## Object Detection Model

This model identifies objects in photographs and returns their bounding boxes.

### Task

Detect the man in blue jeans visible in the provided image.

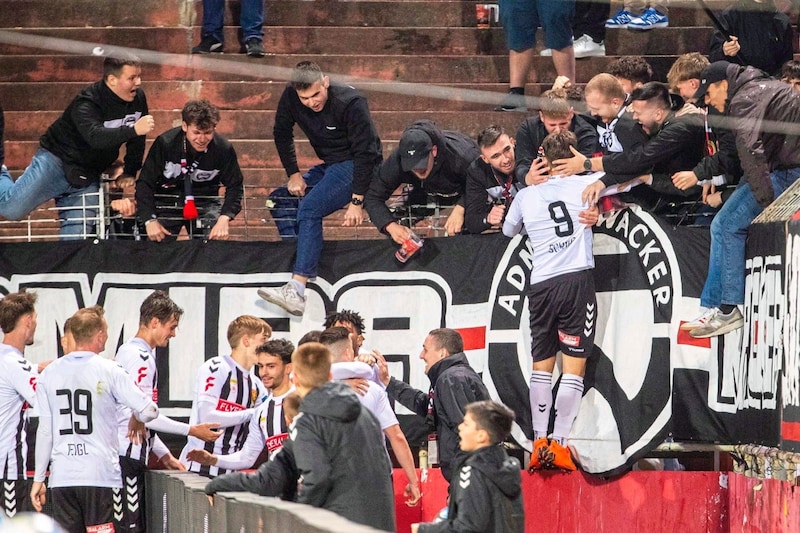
[683,61,800,338]
[258,62,382,316]
[191,0,266,57]
[0,54,153,239]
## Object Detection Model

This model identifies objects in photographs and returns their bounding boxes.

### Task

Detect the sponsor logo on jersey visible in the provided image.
[266,433,288,454]
[216,399,245,412]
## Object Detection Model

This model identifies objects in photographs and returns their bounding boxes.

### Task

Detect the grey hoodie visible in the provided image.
[292,380,396,532]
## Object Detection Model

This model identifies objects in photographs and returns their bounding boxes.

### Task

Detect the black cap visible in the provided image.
[399,129,433,172]
[693,61,731,102]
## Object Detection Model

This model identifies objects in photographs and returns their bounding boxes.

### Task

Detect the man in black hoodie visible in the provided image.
[376,328,490,483]
[290,342,395,532]
[259,61,382,317]
[365,120,479,242]
[0,54,154,239]
[413,401,524,533]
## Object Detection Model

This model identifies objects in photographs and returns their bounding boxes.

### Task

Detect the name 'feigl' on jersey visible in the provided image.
[503,171,605,285]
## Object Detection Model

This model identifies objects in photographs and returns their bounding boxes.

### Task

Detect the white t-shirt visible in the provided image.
[179,355,266,477]
[503,172,604,285]
[34,351,157,488]
[0,343,37,480]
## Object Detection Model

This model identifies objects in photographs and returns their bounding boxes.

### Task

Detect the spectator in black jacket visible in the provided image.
[413,401,524,533]
[780,60,800,93]
[667,53,743,209]
[259,62,382,317]
[515,89,600,188]
[134,99,244,241]
[289,343,395,532]
[0,54,154,239]
[708,0,793,77]
[554,82,706,217]
[365,120,479,243]
[375,328,490,483]
[464,125,521,234]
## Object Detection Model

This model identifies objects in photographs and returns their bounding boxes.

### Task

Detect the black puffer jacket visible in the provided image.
[386,353,489,482]
[723,63,800,207]
[292,381,395,532]
[418,445,525,533]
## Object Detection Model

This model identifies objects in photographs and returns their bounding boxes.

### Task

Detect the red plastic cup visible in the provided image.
[396,233,424,263]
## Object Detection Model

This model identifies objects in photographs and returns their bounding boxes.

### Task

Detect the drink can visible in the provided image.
[475,4,490,28]
[396,233,424,263]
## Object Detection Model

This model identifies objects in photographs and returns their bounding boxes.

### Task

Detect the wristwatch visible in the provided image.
[583,158,592,172]
[350,197,364,206]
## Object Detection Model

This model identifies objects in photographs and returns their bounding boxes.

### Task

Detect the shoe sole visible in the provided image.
[575,50,605,59]
[191,50,223,54]
[494,106,527,112]
[257,289,304,316]
[628,23,668,31]
[689,319,744,339]
[679,322,703,331]
[605,23,629,29]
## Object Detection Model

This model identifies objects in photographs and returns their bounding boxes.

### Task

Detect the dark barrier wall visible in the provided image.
[2,206,788,474]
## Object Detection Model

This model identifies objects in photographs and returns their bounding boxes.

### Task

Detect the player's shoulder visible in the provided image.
[115,339,152,362]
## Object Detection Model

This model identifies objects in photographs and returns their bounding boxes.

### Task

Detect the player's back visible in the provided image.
[0,344,36,479]
[507,172,601,284]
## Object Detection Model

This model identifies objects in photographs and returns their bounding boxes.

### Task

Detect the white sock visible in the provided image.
[529,370,553,441]
[289,279,305,297]
[552,374,584,445]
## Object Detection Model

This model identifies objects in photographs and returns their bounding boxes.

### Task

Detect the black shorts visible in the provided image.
[527,269,596,362]
[1,478,33,517]
[50,486,115,533]
[118,456,147,533]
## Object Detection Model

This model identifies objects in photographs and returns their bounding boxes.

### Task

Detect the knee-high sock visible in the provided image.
[552,374,584,445]
[529,370,553,441]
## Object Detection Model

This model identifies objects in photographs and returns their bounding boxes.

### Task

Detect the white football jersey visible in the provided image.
[0,344,37,480]
[115,337,158,462]
[34,352,157,488]
[503,172,603,285]
[215,386,295,471]
[180,355,265,477]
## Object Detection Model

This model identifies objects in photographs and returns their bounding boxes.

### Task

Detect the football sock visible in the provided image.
[530,370,553,441]
[552,374,585,445]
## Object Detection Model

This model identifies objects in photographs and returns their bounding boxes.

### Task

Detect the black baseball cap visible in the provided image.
[693,61,731,102]
[399,128,433,172]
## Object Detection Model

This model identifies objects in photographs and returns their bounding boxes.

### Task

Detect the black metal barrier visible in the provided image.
[145,470,386,533]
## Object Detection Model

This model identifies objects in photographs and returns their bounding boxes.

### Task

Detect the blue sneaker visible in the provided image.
[605,9,634,29]
[627,8,668,30]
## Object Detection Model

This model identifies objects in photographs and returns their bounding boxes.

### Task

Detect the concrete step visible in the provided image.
[0,26,722,57]
[0,81,560,112]
[4,110,525,142]
[0,54,682,84]
[0,0,734,29]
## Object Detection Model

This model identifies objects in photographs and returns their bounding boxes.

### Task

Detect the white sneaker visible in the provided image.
[680,307,717,331]
[689,307,744,338]
[258,283,306,316]
[539,48,552,57]
[573,34,605,58]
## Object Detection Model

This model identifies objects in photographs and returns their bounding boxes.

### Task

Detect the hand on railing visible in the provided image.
[145,219,173,242]
[342,203,364,226]
[208,215,231,240]
[110,198,136,217]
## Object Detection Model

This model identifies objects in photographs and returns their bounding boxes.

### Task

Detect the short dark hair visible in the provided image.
[781,60,800,81]
[318,326,350,346]
[298,330,322,345]
[256,338,295,365]
[323,310,365,335]
[630,82,676,111]
[542,130,578,163]
[476,125,505,149]
[428,328,463,355]
[103,53,142,80]
[0,291,36,334]
[606,56,653,86]
[291,61,325,91]
[139,290,183,326]
[466,400,515,445]
[181,99,221,130]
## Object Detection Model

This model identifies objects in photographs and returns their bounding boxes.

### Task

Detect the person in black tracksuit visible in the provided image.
[708,0,793,77]
[291,344,395,532]
[378,328,490,484]
[204,445,299,501]
[135,100,243,241]
[0,55,153,239]
[365,119,479,243]
[464,125,521,234]
[415,401,524,533]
